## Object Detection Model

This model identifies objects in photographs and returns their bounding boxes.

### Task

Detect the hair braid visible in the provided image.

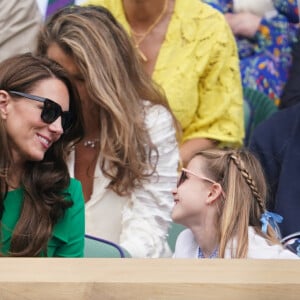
[229,154,264,212]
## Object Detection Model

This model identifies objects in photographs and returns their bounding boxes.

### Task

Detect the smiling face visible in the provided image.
[172,156,220,228]
[0,78,69,165]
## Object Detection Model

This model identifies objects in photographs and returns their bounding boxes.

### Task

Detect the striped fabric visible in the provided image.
[46,0,74,18]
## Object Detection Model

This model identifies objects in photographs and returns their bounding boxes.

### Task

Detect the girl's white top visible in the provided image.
[174,227,299,259]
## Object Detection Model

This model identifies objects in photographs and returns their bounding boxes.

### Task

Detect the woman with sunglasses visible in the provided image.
[0,53,85,257]
[172,148,299,258]
[36,6,179,258]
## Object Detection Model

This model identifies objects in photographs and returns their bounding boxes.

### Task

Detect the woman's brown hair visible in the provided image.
[0,53,84,256]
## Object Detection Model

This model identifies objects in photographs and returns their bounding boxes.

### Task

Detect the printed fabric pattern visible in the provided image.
[203,0,300,105]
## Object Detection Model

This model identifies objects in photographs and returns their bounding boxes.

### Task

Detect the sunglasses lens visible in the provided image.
[41,100,60,123]
[41,100,72,131]
[61,112,73,131]
[177,171,187,187]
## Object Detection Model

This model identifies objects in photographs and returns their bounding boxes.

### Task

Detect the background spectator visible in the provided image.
[84,0,245,166]
[203,0,299,106]
[280,28,300,109]
[0,0,42,61]
[249,103,300,239]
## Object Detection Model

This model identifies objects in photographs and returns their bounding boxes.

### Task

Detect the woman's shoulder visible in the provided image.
[142,101,179,151]
[67,178,83,192]
[252,104,300,142]
[264,104,300,125]
[65,178,85,206]
[177,228,194,240]
[176,0,230,29]
[174,228,199,258]
[175,229,193,250]
[177,0,225,18]
[82,0,122,17]
[172,0,236,53]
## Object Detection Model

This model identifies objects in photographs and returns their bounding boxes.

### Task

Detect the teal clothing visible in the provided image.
[1,178,85,257]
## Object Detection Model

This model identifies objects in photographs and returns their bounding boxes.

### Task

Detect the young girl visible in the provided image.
[172,148,299,258]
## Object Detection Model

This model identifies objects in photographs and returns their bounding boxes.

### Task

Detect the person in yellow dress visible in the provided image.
[83,0,245,166]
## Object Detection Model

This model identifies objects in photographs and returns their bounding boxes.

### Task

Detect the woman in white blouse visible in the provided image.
[36,5,179,258]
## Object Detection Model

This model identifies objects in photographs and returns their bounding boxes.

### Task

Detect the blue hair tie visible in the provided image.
[260,211,283,239]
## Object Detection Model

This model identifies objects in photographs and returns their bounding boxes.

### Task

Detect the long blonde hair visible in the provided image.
[195,148,280,258]
[37,5,178,195]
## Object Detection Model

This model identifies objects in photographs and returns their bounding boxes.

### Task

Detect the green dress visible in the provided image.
[1,178,85,257]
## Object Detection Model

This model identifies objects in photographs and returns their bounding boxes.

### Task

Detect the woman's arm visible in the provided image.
[180,138,218,167]
[279,30,300,109]
[183,14,244,157]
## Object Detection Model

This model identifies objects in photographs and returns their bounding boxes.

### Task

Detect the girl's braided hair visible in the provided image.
[229,153,265,212]
[194,148,280,258]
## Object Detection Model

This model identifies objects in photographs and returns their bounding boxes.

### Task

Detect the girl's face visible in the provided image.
[1,78,69,165]
[172,156,218,228]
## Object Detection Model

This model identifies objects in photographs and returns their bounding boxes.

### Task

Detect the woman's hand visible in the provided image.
[225,12,262,38]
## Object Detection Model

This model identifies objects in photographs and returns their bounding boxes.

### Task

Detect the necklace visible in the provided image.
[129,0,169,62]
[83,138,100,148]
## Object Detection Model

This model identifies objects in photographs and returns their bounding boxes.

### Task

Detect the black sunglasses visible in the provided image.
[177,170,188,188]
[177,168,216,188]
[9,90,72,131]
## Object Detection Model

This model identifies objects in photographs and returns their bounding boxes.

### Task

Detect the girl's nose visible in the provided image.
[171,187,177,196]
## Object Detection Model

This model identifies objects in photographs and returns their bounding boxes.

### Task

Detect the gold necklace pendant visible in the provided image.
[135,45,148,62]
[129,0,169,63]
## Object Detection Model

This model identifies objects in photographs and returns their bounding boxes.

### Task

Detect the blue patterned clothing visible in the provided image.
[202,0,299,106]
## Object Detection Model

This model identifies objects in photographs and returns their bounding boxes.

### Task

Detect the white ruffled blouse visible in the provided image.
[68,102,179,258]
